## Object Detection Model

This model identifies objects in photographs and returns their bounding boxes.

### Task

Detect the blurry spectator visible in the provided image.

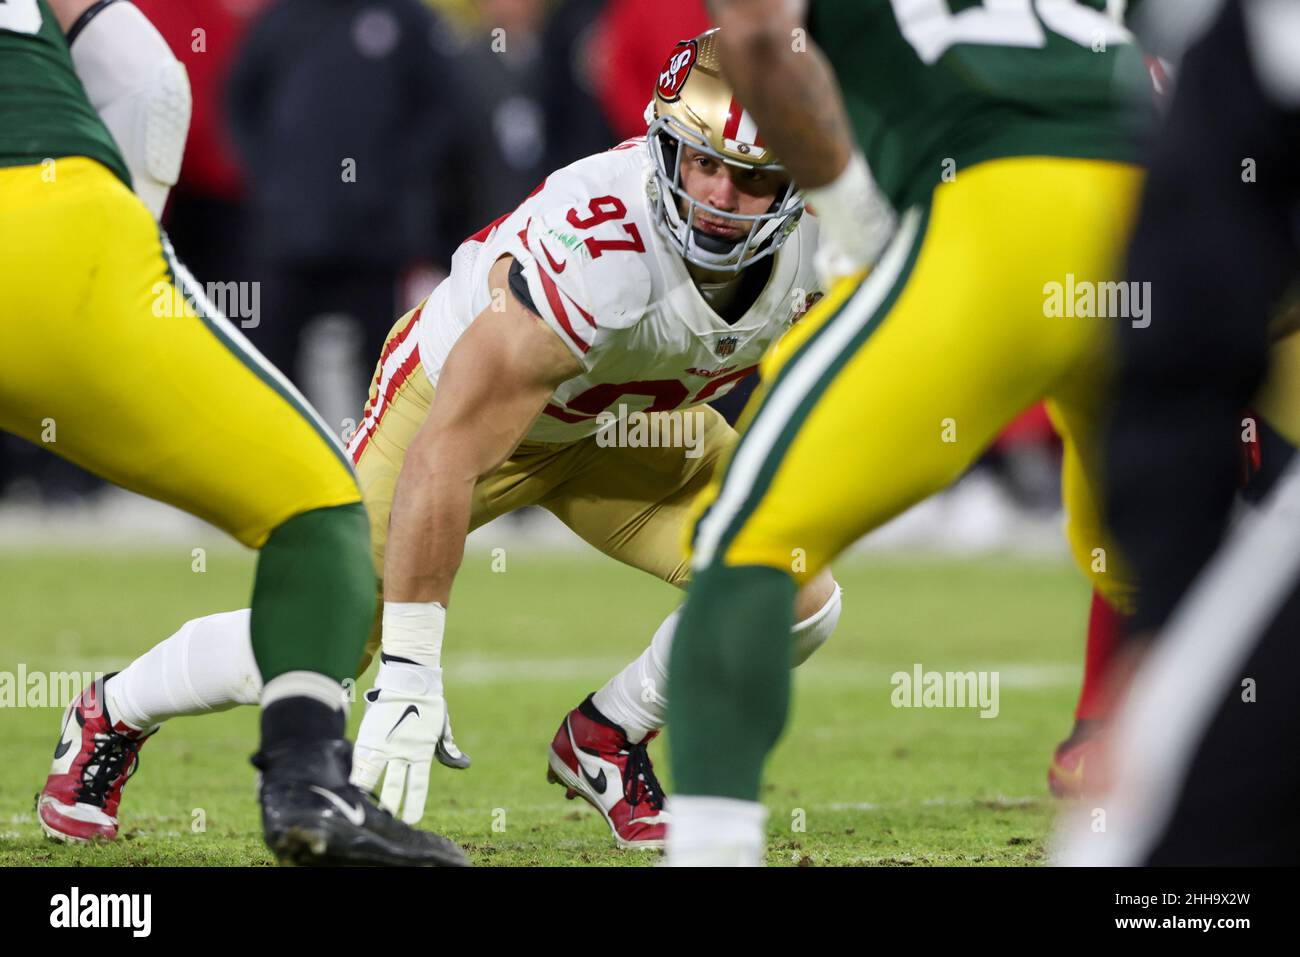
[446,0,553,231]
[540,0,616,171]
[226,0,470,413]
[592,0,709,141]
[136,0,269,285]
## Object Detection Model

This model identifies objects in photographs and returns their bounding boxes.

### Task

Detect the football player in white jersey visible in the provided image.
[45,29,844,852]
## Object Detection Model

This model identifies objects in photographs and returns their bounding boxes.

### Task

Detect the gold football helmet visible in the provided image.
[644,28,804,273]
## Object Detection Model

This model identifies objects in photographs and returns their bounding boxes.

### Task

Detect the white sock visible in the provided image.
[591,608,676,744]
[591,583,842,742]
[666,795,767,866]
[105,609,261,730]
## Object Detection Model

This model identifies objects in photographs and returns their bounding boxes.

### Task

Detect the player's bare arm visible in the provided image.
[384,254,583,608]
[352,255,581,821]
[46,0,94,31]
[708,0,895,276]
[706,0,852,189]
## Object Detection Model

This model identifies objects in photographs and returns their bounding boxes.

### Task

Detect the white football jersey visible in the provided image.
[414,139,823,444]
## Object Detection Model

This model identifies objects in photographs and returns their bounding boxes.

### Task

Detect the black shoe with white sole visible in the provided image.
[252,738,469,867]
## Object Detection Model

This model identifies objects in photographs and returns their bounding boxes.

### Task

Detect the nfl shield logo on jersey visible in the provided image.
[716,336,738,357]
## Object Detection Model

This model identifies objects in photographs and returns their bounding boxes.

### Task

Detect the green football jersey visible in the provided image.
[808,0,1154,207]
[0,0,131,185]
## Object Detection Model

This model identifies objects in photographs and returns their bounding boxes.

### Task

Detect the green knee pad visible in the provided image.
[668,563,797,801]
[250,502,375,684]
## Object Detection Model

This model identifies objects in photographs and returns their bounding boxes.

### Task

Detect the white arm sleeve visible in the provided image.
[69,1,191,219]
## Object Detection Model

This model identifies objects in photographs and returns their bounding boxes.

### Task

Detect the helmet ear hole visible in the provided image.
[766,180,795,214]
[656,132,677,176]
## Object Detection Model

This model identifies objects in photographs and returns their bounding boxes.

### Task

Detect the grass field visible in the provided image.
[0,546,1089,866]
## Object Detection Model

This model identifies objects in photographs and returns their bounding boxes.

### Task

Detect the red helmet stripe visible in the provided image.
[723,97,764,150]
[723,97,743,141]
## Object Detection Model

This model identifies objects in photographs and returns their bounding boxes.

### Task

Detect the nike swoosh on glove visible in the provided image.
[350,656,469,824]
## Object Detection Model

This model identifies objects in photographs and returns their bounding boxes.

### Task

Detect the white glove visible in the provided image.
[806,151,896,287]
[351,657,469,824]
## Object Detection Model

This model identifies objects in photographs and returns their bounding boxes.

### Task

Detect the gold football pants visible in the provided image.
[350,305,739,665]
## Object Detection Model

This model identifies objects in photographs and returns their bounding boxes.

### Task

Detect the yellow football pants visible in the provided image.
[0,158,360,546]
[1258,330,1300,446]
[688,156,1145,613]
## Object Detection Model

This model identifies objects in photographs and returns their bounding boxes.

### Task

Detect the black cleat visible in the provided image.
[252,738,469,867]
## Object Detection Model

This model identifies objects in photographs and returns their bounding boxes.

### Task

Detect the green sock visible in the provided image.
[250,503,375,684]
[668,563,796,800]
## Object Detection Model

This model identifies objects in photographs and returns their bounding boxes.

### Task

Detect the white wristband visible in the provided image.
[805,151,896,282]
[382,601,446,669]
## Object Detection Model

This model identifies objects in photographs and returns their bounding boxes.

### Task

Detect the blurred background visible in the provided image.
[0,0,1066,556]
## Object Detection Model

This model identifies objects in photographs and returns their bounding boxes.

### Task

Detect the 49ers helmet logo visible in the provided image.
[656,40,697,102]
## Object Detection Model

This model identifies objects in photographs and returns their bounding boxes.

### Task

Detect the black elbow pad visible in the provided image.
[508,258,540,315]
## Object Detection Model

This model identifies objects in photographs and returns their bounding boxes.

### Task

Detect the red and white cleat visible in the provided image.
[37,675,155,843]
[546,695,668,850]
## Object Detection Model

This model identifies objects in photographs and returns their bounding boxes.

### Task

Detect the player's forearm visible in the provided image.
[709,0,854,188]
[384,442,477,607]
[381,258,577,609]
[384,398,536,607]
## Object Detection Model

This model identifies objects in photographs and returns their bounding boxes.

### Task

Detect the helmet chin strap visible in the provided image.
[685,235,757,297]
[692,228,742,255]
[687,227,746,269]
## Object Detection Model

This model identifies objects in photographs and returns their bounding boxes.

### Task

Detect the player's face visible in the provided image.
[678,146,787,243]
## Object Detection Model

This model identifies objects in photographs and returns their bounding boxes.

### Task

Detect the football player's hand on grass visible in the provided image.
[351,657,469,824]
